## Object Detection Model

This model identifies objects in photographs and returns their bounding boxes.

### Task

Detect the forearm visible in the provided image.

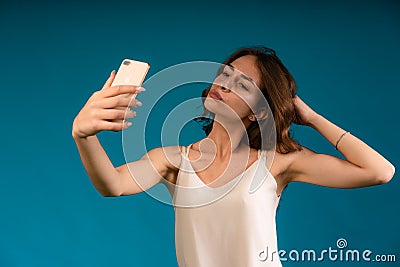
[72,133,121,196]
[310,114,395,181]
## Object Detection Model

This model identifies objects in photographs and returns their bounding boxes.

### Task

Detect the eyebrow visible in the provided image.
[227,63,257,87]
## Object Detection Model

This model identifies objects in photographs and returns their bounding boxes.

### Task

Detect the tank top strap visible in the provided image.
[181,144,192,157]
[180,146,186,156]
[185,144,192,157]
[259,149,267,162]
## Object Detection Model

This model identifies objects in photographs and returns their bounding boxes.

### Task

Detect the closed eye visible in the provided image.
[239,82,248,90]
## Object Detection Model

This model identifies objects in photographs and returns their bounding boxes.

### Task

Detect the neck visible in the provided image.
[205,115,251,157]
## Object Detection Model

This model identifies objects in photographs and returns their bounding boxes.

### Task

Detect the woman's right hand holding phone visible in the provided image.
[72,70,144,139]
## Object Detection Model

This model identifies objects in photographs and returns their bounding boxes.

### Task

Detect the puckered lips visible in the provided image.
[209,90,223,101]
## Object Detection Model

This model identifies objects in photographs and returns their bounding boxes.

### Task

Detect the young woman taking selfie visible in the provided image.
[72,46,395,267]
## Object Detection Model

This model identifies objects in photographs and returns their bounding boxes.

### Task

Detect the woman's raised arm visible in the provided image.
[287,95,395,188]
[72,71,179,196]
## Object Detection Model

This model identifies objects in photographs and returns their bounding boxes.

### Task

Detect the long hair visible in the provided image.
[195,46,303,154]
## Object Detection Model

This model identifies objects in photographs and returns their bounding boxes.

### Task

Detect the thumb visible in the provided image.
[101,70,116,90]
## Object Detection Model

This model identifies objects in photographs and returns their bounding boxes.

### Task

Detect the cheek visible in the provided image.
[204,94,250,119]
[204,85,261,119]
[232,93,259,113]
[226,94,254,118]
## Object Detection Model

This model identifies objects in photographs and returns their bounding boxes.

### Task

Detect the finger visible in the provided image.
[101,70,116,91]
[98,120,133,132]
[94,96,131,109]
[96,108,136,121]
[96,96,143,109]
[103,85,145,98]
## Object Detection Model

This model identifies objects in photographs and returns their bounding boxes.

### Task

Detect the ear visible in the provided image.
[252,107,269,121]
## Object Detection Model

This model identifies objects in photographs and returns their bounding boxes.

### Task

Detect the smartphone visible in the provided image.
[111,58,150,98]
[111,59,149,122]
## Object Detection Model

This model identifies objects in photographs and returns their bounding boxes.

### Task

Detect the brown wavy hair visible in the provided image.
[195,46,303,154]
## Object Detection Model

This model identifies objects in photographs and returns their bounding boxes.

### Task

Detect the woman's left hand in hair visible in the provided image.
[292,95,319,127]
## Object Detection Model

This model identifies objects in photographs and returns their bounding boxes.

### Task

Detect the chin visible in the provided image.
[204,96,223,114]
[204,97,244,122]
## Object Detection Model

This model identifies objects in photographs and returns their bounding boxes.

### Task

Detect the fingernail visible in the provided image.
[137,87,146,92]
[136,100,142,106]
[111,70,115,75]
[126,122,132,127]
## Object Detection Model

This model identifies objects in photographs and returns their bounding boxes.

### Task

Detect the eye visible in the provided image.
[239,82,248,91]
[222,71,230,77]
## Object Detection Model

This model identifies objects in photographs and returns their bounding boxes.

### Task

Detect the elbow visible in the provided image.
[99,188,121,197]
[96,180,123,197]
[376,164,396,184]
[101,192,120,197]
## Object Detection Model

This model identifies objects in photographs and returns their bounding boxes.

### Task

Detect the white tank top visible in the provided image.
[172,144,282,267]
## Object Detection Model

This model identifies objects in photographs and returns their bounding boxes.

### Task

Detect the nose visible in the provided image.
[218,79,232,92]
[220,85,231,92]
[215,74,233,92]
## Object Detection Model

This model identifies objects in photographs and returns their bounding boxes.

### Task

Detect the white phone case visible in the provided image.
[111,59,150,120]
[111,59,150,88]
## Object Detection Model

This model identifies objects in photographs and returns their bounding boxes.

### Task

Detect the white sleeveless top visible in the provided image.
[172,144,282,267]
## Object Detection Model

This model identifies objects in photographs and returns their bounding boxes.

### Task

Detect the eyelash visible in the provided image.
[221,72,249,91]
[239,83,248,91]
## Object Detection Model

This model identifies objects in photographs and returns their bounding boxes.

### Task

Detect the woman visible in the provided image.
[72,46,395,266]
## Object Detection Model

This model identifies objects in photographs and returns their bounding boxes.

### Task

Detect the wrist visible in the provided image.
[72,127,88,140]
[72,131,83,140]
[308,113,323,129]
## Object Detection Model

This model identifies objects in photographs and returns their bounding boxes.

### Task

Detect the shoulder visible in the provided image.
[287,145,318,167]
[144,145,185,171]
[279,145,317,182]
[142,145,187,185]
[270,145,315,183]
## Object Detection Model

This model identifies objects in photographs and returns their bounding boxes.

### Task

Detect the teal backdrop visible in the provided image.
[0,0,398,266]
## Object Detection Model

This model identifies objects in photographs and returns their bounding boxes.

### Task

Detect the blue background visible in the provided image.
[0,0,398,266]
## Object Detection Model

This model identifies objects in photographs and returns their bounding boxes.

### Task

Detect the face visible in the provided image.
[205,55,263,121]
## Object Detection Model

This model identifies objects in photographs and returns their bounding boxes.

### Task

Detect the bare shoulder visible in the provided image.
[271,146,315,187]
[276,145,316,183]
[145,145,184,169]
[144,145,184,183]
